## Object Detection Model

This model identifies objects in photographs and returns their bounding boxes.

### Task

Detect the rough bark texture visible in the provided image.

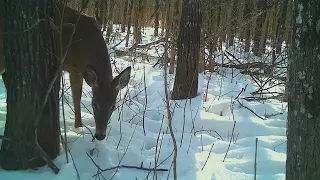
[153,0,160,36]
[171,0,202,100]
[286,1,320,179]
[252,0,267,56]
[121,0,129,33]
[125,0,134,47]
[0,0,61,170]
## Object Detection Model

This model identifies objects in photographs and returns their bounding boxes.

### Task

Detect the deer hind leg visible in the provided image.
[69,71,83,128]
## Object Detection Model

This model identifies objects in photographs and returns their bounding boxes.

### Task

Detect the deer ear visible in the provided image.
[84,65,99,88]
[113,66,131,90]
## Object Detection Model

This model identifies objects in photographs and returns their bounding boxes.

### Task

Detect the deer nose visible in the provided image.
[95,133,106,141]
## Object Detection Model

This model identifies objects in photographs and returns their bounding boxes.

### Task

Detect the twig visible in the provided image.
[88,152,168,178]
[153,116,165,180]
[237,100,266,120]
[242,94,284,102]
[163,28,178,180]
[142,62,147,136]
[110,37,126,49]
[35,137,60,174]
[223,121,237,162]
[64,139,81,180]
[264,112,284,118]
[223,101,236,162]
[273,140,287,151]
[129,38,165,51]
[254,138,258,180]
[241,70,286,82]
[201,142,215,170]
[194,129,224,140]
[234,84,248,100]
[86,152,106,180]
[61,73,69,163]
[94,163,168,175]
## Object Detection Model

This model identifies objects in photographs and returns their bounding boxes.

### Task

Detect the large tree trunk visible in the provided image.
[171,0,202,100]
[0,0,61,170]
[286,1,320,179]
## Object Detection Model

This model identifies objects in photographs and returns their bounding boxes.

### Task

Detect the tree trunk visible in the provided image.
[125,0,134,47]
[105,0,115,43]
[286,1,320,179]
[169,0,182,74]
[133,0,143,44]
[171,0,202,100]
[244,0,251,52]
[121,0,129,32]
[0,0,61,170]
[153,0,160,36]
[253,0,267,56]
[276,0,288,54]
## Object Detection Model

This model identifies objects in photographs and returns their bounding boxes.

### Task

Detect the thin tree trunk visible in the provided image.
[121,0,129,32]
[105,0,116,43]
[171,0,202,100]
[153,0,160,36]
[169,0,181,74]
[125,0,134,47]
[133,0,143,44]
[253,0,267,56]
[276,0,288,54]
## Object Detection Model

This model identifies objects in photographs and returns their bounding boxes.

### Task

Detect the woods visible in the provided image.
[0,0,319,180]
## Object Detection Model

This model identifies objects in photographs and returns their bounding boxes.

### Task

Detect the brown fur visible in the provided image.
[0,4,131,140]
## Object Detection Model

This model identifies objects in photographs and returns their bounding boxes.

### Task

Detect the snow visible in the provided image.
[0,26,287,180]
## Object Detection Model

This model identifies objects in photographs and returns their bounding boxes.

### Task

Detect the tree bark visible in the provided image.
[121,0,129,33]
[252,0,267,56]
[171,0,202,100]
[286,1,320,179]
[125,0,134,47]
[153,0,160,36]
[0,0,61,170]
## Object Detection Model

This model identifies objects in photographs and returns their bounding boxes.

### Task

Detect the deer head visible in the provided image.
[84,65,131,141]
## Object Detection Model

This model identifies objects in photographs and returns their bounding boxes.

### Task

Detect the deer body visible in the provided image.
[0,5,131,141]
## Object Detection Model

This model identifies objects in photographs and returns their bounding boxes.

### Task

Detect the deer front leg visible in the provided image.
[69,71,83,128]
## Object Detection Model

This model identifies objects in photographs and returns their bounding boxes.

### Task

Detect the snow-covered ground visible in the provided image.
[0,26,288,180]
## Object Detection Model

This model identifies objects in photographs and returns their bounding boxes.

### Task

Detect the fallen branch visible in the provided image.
[264,112,284,118]
[35,141,60,174]
[128,38,165,51]
[86,152,168,178]
[215,62,271,70]
[240,70,286,82]
[242,94,284,102]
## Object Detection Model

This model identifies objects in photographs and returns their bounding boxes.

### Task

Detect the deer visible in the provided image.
[0,4,131,141]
